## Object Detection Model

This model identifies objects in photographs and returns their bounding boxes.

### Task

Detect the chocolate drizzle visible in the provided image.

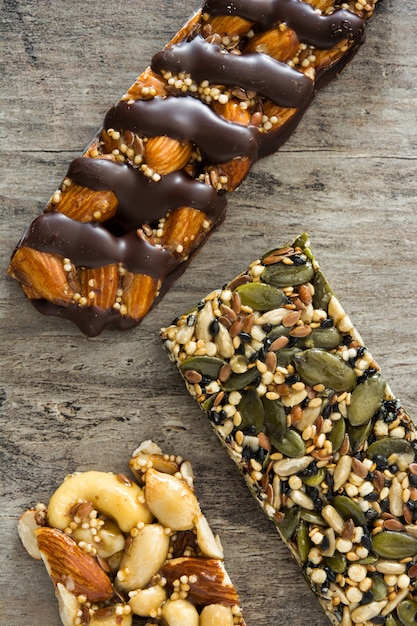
[203,0,366,46]
[21,213,177,279]
[12,0,370,335]
[68,158,227,231]
[152,35,313,108]
[104,96,260,164]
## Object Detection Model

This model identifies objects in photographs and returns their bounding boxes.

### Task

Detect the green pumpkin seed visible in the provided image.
[293,349,357,392]
[296,520,311,564]
[263,397,287,440]
[300,509,326,526]
[301,467,326,487]
[277,506,300,541]
[347,419,374,453]
[221,366,260,392]
[275,347,302,368]
[367,437,413,460]
[312,270,334,311]
[273,428,305,458]
[323,552,347,574]
[291,232,310,252]
[201,394,216,412]
[261,259,314,288]
[347,374,386,426]
[327,417,346,453]
[237,388,264,433]
[370,573,388,602]
[179,356,225,379]
[372,531,417,560]
[298,326,342,350]
[267,325,291,341]
[235,282,288,311]
[333,495,367,527]
[357,554,378,565]
[385,614,402,626]
[397,599,417,626]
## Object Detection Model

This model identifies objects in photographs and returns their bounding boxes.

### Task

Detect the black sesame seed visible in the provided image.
[262,323,273,333]
[320,535,330,551]
[281,480,291,495]
[242,445,252,461]
[409,474,417,488]
[380,498,390,513]
[374,455,389,471]
[254,447,268,464]
[286,374,299,385]
[322,404,332,420]
[389,463,399,475]
[361,591,374,604]
[324,567,336,583]
[236,343,246,355]
[209,319,219,336]
[239,331,252,343]
[362,508,379,520]
[342,334,352,346]
[364,492,379,502]
[321,318,334,328]
[209,408,226,425]
[187,313,196,326]
[356,346,367,357]
[257,346,266,361]
[292,254,307,266]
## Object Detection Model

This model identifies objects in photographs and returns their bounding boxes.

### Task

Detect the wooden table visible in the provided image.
[1,1,416,624]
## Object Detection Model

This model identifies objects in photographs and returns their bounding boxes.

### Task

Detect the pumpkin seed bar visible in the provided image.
[161,234,417,626]
[8,0,379,336]
[18,441,246,626]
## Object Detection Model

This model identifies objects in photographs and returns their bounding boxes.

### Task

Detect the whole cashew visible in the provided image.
[47,471,153,532]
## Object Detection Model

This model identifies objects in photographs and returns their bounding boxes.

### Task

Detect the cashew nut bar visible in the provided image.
[161,234,417,626]
[8,0,379,336]
[18,441,246,626]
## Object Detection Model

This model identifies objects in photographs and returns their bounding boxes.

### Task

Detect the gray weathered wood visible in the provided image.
[0,1,416,624]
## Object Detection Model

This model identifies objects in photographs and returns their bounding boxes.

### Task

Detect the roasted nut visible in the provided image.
[35,527,114,602]
[47,470,153,533]
[117,523,170,591]
[144,468,200,530]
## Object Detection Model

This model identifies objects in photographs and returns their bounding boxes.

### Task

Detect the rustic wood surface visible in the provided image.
[1,1,416,624]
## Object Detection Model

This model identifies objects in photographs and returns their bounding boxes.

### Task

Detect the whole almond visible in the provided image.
[35,526,113,602]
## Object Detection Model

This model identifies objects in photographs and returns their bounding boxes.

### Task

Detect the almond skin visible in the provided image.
[160,206,211,255]
[144,136,193,176]
[35,526,114,602]
[52,183,118,223]
[207,15,253,38]
[121,273,157,321]
[79,264,119,310]
[8,247,74,305]
[244,26,299,61]
[160,557,239,606]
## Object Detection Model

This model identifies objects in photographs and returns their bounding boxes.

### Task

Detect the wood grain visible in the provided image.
[0,1,416,624]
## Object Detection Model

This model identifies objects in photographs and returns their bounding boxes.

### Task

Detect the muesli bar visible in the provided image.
[8,0,379,336]
[18,441,246,626]
[161,234,417,626]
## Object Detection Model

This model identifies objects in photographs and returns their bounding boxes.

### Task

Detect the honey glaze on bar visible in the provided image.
[18,0,368,335]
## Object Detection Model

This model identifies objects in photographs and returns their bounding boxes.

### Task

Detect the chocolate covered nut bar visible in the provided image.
[18,441,246,626]
[161,234,417,626]
[9,0,379,336]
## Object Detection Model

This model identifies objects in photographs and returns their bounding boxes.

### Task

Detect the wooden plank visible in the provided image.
[0,0,416,624]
